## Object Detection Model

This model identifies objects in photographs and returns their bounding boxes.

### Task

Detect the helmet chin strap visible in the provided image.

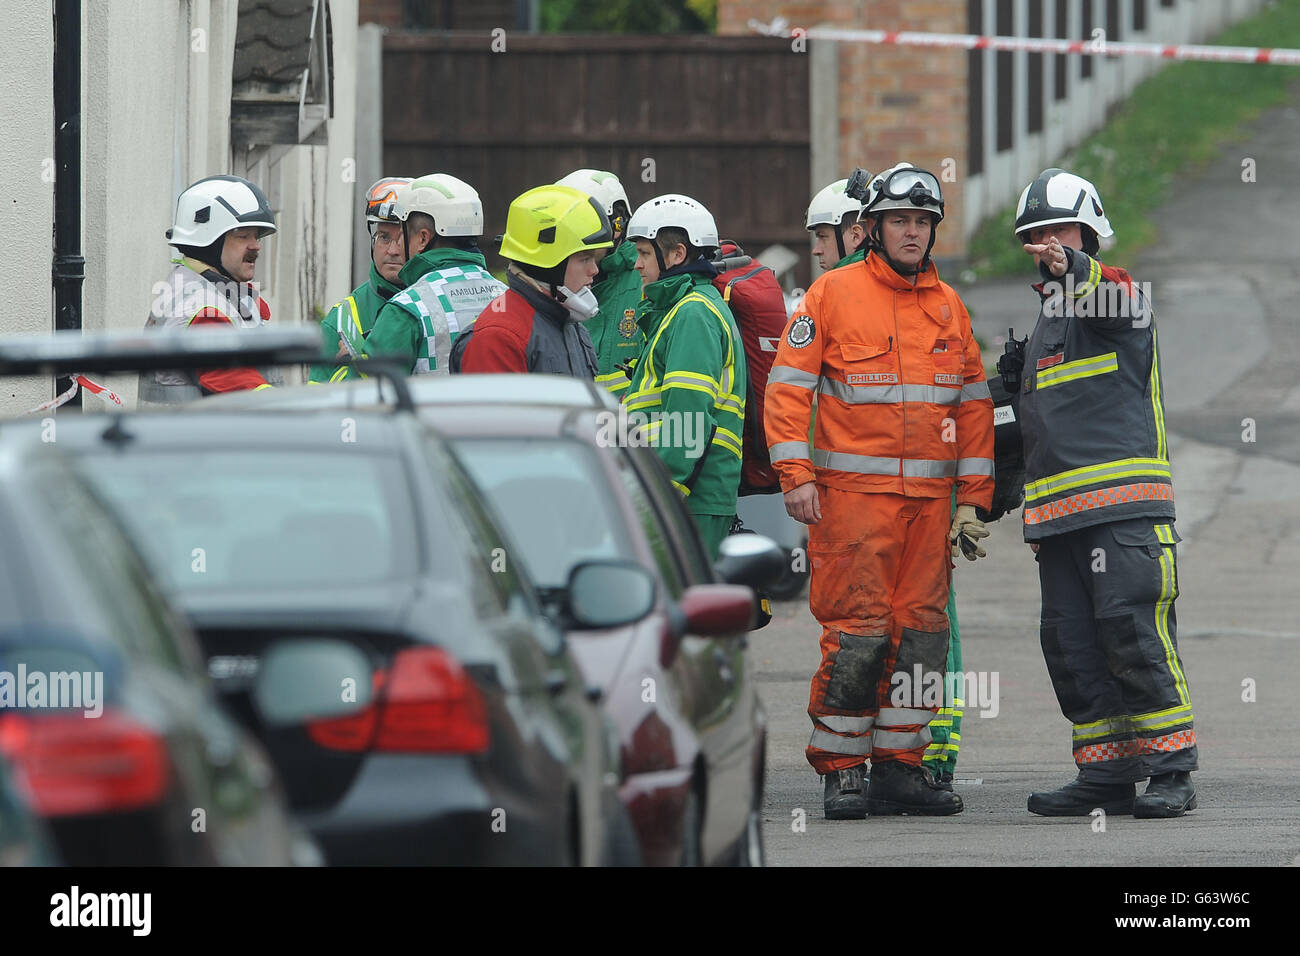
[834,226,847,263]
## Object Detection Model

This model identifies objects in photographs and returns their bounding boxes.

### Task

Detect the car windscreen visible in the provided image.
[76,450,419,593]
[450,438,635,589]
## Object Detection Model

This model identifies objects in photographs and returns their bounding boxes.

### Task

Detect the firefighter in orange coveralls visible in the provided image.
[765,163,995,818]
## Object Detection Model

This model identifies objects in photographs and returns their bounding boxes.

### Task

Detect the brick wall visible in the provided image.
[719,0,969,260]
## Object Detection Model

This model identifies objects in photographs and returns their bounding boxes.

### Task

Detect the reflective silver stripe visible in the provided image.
[874,708,936,728]
[817,379,959,406]
[871,727,933,750]
[902,458,956,478]
[809,728,873,756]
[903,384,961,405]
[769,365,820,389]
[818,378,902,404]
[813,449,901,476]
[817,715,874,734]
[961,381,992,402]
[769,441,812,462]
[956,457,996,477]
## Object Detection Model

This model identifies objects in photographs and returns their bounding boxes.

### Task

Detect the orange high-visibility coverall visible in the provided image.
[765,253,995,772]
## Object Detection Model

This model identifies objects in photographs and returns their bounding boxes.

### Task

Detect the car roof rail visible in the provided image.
[0,329,415,414]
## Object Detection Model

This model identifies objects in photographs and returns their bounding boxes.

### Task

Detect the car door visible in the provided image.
[611,445,759,856]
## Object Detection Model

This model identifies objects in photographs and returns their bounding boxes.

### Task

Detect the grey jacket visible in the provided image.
[1018,249,1174,540]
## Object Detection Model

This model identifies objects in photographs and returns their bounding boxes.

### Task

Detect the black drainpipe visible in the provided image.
[53,0,83,408]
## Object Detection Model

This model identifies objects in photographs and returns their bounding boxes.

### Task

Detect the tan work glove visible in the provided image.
[949,504,990,561]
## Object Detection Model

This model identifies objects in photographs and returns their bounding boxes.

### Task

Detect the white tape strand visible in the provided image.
[779,25,1300,67]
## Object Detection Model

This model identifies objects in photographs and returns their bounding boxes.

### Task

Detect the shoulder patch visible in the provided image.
[619,309,637,338]
[788,315,815,349]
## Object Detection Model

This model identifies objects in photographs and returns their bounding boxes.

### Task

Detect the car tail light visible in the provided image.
[0,710,170,817]
[307,647,488,755]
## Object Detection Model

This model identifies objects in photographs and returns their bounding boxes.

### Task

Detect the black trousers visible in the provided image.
[1036,517,1198,784]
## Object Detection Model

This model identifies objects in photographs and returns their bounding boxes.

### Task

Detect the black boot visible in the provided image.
[865,761,963,816]
[1027,774,1135,816]
[1134,771,1196,818]
[823,764,870,820]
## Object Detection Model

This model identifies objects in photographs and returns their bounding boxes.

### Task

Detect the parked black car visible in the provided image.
[0,432,305,865]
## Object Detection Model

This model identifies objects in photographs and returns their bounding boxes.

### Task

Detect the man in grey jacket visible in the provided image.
[1013,168,1197,820]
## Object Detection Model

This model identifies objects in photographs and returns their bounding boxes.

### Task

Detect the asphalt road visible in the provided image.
[753,88,1300,867]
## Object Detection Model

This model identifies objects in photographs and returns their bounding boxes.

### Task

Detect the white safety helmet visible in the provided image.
[626,194,720,252]
[1014,168,1113,254]
[556,169,630,218]
[389,173,485,237]
[806,178,866,230]
[863,161,945,222]
[167,175,277,248]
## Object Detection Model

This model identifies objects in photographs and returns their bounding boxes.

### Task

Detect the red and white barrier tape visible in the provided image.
[26,374,124,415]
[750,19,1300,66]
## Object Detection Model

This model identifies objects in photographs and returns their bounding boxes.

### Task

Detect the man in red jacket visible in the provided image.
[453,184,613,376]
[141,175,280,403]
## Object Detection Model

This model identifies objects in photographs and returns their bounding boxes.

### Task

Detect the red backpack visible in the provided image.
[713,241,789,496]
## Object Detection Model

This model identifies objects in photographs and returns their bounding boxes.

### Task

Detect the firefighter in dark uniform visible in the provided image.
[1013,169,1197,818]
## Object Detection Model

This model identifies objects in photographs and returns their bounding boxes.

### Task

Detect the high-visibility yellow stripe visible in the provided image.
[662,370,721,393]
[1036,351,1117,389]
[1025,457,1171,501]
[1070,256,1102,297]
[253,383,274,391]
[329,365,350,383]
[1156,543,1190,706]
[662,380,718,398]
[1150,326,1167,459]
[672,479,691,497]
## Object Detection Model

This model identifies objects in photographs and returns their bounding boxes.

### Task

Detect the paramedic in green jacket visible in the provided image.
[624,194,747,561]
[806,173,964,790]
[556,169,644,397]
[309,177,410,383]
[363,173,505,375]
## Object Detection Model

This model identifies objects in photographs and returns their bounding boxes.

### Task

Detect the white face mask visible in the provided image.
[556,284,600,321]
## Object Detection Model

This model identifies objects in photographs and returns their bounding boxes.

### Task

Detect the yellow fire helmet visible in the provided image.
[498,185,614,278]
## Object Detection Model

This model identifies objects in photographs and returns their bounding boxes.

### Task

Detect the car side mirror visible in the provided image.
[713,532,786,589]
[253,639,375,725]
[567,560,657,630]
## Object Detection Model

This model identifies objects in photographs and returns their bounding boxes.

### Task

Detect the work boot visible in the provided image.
[933,769,954,792]
[1027,774,1135,816]
[1133,772,1196,819]
[822,764,870,820]
[865,761,963,816]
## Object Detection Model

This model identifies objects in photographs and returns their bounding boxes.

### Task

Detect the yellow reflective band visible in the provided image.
[929,719,953,728]
[624,394,661,412]
[662,380,718,398]
[663,370,721,394]
[1025,457,1172,502]
[1155,524,1175,545]
[1156,547,1191,706]
[1070,256,1102,297]
[253,383,274,391]
[671,479,691,497]
[329,366,350,383]
[1036,351,1117,390]
[346,296,363,337]
[952,698,965,708]
[1150,327,1168,459]
[713,428,743,459]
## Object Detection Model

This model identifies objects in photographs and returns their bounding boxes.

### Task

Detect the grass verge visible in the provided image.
[967,0,1300,277]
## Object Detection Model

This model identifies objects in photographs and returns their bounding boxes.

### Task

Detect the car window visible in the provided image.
[30,462,204,679]
[607,447,686,599]
[76,450,419,594]
[450,437,637,592]
[420,435,549,643]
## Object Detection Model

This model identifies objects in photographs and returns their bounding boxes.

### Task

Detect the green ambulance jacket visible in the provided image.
[308,264,403,383]
[833,247,866,270]
[585,240,646,397]
[364,246,505,374]
[623,268,747,517]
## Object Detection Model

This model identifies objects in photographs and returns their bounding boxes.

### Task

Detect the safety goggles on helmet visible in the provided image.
[365,177,412,225]
[871,168,943,211]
